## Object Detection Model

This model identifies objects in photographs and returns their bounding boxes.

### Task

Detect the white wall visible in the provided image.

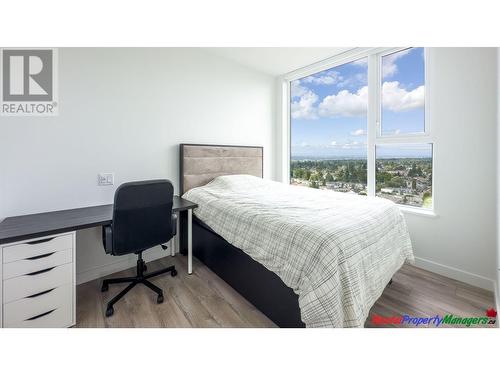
[497,47,500,308]
[276,47,498,291]
[0,48,276,283]
[406,48,497,290]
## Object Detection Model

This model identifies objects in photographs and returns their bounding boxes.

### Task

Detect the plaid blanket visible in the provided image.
[183,175,414,327]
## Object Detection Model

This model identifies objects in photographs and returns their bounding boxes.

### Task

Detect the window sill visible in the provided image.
[397,205,437,218]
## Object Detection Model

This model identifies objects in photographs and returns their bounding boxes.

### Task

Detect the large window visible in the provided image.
[289,47,433,210]
[290,58,368,194]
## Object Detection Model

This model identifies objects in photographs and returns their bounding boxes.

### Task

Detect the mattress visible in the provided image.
[183,174,414,327]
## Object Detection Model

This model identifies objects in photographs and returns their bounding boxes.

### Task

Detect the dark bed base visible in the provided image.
[180,213,304,328]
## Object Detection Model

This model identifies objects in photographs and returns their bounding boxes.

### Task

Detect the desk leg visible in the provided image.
[188,208,192,274]
[170,238,175,256]
[176,216,180,254]
[172,217,180,256]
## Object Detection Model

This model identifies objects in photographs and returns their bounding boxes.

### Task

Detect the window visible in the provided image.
[376,144,433,208]
[376,47,432,209]
[381,48,425,136]
[287,47,433,210]
[290,58,368,194]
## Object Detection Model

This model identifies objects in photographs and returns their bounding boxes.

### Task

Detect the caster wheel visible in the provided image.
[101,283,109,292]
[157,294,164,304]
[105,306,114,317]
[171,269,178,277]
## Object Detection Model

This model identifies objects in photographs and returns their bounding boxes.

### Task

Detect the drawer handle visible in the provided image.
[27,288,56,298]
[26,237,55,245]
[26,309,56,321]
[26,266,56,276]
[25,252,56,261]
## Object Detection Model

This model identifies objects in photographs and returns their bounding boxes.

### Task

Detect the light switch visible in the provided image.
[98,173,114,186]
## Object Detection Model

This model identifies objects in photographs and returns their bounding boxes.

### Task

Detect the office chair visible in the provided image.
[101,179,178,317]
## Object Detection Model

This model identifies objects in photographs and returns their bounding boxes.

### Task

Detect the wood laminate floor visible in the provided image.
[76,256,496,328]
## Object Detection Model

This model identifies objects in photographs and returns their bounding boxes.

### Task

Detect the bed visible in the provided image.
[179,143,414,328]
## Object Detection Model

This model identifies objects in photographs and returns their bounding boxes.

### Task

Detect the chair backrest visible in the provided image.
[111,179,174,256]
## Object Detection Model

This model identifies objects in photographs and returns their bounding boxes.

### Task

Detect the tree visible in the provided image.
[310,180,319,189]
[309,172,321,182]
[408,162,423,177]
[422,191,432,208]
[292,168,302,179]
[387,176,405,188]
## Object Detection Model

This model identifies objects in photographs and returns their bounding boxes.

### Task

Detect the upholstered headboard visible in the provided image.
[179,144,263,194]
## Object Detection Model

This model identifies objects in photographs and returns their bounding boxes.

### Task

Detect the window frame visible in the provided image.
[282,47,435,214]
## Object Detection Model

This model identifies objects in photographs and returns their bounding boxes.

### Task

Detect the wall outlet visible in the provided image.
[98,173,114,186]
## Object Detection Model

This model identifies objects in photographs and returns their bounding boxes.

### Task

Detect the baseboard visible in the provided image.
[414,256,495,291]
[76,247,176,285]
[495,281,500,327]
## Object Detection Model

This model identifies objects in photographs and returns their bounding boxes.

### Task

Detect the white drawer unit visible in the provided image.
[1,232,76,328]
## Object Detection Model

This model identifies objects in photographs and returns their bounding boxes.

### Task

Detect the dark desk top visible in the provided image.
[0,196,198,245]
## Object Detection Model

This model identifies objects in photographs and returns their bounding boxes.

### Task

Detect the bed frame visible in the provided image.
[178,143,305,328]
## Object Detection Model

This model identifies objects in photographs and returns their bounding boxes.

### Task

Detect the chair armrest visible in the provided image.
[102,224,113,254]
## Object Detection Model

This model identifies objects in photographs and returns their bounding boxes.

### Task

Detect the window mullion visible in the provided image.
[367,53,379,197]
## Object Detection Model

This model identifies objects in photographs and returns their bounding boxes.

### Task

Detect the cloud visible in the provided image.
[302,70,341,85]
[336,72,367,89]
[318,86,368,117]
[350,129,366,136]
[292,69,423,120]
[382,49,411,78]
[341,141,364,149]
[382,81,424,112]
[291,80,307,98]
[300,141,309,147]
[291,90,319,119]
[351,58,368,67]
[327,140,365,149]
[316,82,423,118]
[291,79,320,119]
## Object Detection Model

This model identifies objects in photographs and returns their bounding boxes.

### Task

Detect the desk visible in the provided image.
[0,196,198,272]
[0,196,198,327]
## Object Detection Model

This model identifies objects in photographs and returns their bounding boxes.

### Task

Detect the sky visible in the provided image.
[291,47,427,159]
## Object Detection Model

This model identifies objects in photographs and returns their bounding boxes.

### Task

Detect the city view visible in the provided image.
[290,153,432,208]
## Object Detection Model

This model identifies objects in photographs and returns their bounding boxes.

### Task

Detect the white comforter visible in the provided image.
[183,175,414,327]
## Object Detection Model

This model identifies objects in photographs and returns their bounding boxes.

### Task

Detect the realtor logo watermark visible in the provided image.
[1,48,58,116]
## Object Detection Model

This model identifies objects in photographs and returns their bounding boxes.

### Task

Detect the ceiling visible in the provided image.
[202,47,352,76]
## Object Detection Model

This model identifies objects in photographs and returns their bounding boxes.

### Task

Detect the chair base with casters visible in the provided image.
[101,250,178,317]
